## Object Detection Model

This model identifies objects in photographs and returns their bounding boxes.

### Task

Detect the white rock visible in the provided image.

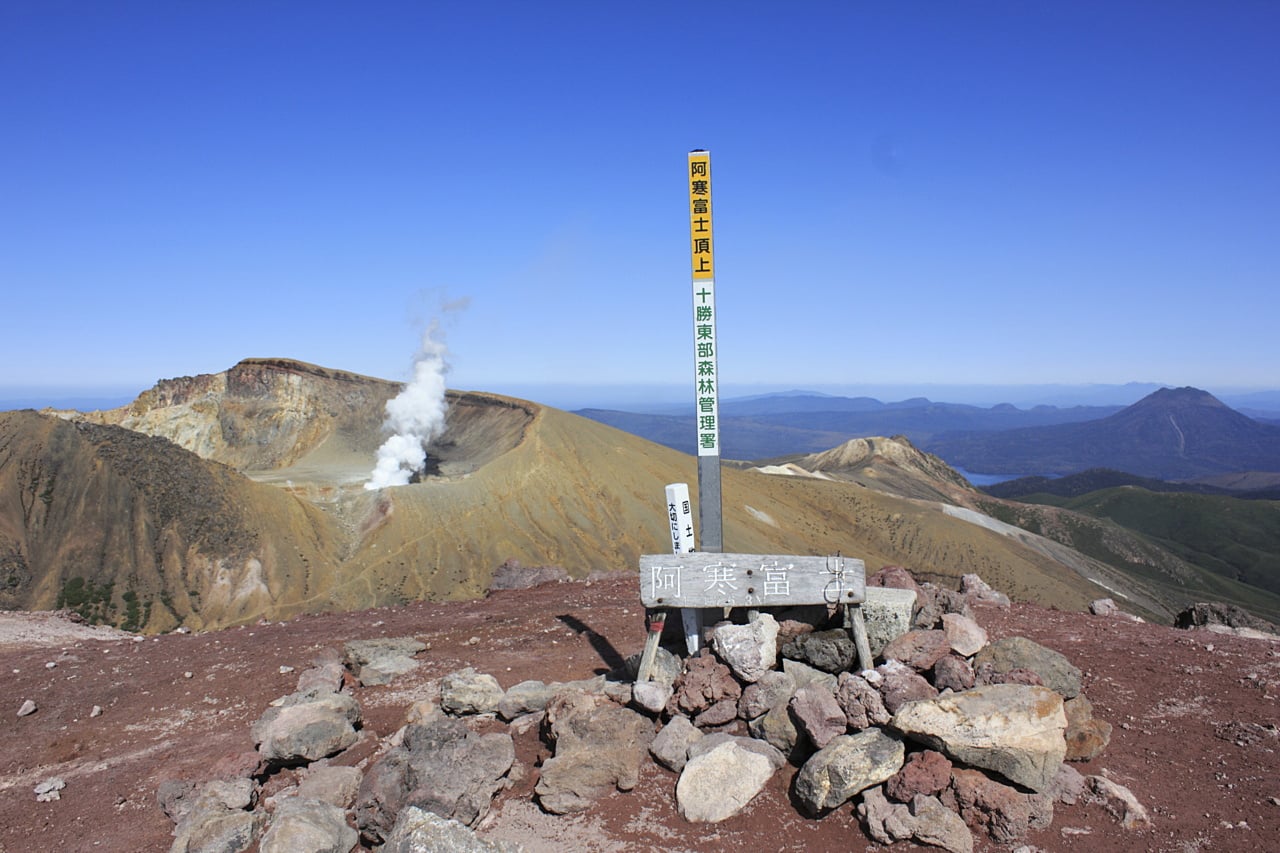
[34,778,65,802]
[17,699,37,717]
[711,614,779,683]
[676,741,776,823]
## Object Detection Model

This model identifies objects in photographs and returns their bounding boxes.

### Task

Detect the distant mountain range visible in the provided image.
[576,396,1122,460]
[928,387,1280,480]
[579,387,1280,481]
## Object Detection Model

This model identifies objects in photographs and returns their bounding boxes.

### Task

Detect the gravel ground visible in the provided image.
[2,573,1278,852]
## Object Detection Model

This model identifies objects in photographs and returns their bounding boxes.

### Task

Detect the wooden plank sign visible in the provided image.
[639,553,865,609]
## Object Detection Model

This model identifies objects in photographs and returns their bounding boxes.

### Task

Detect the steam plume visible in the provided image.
[365,321,450,489]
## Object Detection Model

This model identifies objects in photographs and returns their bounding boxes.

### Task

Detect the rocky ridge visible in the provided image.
[153,569,1155,853]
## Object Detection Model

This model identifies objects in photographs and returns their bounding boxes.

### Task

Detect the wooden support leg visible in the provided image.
[847,604,874,673]
[636,610,667,683]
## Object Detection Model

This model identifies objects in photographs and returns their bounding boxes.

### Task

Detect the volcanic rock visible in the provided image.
[669,654,741,715]
[973,636,1081,699]
[676,740,777,823]
[940,613,988,657]
[1063,693,1112,761]
[890,684,1067,792]
[885,749,952,803]
[711,614,779,683]
[880,629,951,671]
[380,805,520,852]
[343,637,426,687]
[835,671,892,728]
[355,715,515,839]
[737,669,797,720]
[860,587,918,656]
[440,667,505,715]
[781,628,855,673]
[649,715,703,772]
[794,728,905,814]
[789,683,847,748]
[535,692,654,814]
[251,688,361,764]
[258,797,357,853]
[932,655,976,692]
[877,660,939,714]
[944,767,1054,842]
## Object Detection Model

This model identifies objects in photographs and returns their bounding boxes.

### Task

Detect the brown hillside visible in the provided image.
[0,359,1163,630]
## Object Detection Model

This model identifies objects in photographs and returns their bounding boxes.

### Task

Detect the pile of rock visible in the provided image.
[157,569,1140,853]
[625,568,1122,852]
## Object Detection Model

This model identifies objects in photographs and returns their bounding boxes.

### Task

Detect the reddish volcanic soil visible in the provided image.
[2,573,1278,853]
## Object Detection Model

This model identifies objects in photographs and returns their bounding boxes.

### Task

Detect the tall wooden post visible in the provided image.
[688,149,723,554]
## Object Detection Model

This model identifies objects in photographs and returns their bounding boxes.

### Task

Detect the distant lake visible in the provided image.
[953,468,1044,487]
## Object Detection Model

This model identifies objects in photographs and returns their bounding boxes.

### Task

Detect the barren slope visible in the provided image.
[2,359,1157,630]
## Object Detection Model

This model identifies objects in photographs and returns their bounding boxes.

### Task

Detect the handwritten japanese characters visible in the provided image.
[639,553,866,609]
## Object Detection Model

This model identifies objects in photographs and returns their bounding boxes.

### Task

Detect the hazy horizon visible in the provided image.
[7,377,1280,415]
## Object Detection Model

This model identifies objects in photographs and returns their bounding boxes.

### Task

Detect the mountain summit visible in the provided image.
[926,387,1280,480]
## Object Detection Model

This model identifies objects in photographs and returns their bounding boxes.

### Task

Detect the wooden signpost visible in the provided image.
[631,150,875,683]
[640,553,866,610]
[635,552,874,680]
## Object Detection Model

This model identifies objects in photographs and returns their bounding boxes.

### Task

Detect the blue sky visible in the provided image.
[2,2,1277,408]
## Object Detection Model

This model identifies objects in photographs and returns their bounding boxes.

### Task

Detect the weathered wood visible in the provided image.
[636,611,666,683]
[639,553,865,609]
[847,604,874,672]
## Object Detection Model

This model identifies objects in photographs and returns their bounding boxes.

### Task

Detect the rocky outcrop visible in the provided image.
[251,687,361,764]
[343,637,427,686]
[158,569,1132,852]
[890,684,1067,792]
[535,692,654,815]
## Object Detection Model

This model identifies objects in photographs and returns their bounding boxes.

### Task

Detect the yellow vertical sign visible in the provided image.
[688,151,714,280]
[688,150,719,457]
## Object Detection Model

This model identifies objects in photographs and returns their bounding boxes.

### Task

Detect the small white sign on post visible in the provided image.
[666,483,695,555]
[665,483,702,654]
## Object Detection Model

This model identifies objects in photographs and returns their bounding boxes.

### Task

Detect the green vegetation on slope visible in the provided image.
[977,488,1280,624]
[1058,488,1280,597]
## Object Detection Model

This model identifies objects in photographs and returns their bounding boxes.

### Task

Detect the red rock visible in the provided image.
[885,749,952,802]
[881,630,951,672]
[669,655,742,716]
[946,768,1053,842]
[877,662,939,714]
[789,684,847,748]
[931,655,976,692]
[868,566,925,599]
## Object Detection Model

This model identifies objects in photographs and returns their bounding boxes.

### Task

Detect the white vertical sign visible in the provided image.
[666,483,695,555]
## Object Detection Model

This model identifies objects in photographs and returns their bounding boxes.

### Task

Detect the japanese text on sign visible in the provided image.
[639,553,867,609]
[688,150,719,457]
[688,152,714,281]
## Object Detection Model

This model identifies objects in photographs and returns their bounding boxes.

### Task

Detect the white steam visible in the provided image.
[365,322,450,490]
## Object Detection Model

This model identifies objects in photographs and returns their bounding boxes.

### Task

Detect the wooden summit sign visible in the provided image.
[639,553,866,610]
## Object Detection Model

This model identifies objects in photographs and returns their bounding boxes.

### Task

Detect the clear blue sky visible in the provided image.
[3,2,1277,407]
